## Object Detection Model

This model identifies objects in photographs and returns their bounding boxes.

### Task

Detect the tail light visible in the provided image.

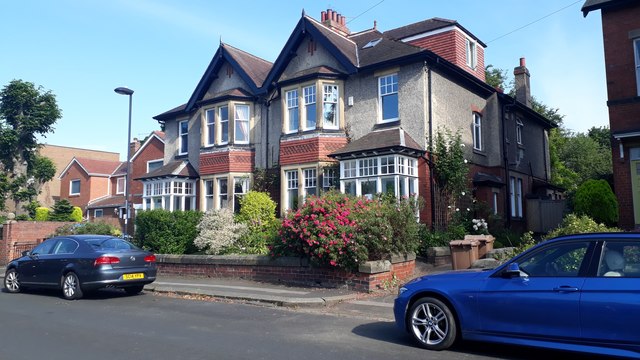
[144,255,156,263]
[94,256,120,266]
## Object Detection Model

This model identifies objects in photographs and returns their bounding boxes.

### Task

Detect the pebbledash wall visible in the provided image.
[156,253,416,292]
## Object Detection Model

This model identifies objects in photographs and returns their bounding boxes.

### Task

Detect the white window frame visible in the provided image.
[140,179,196,211]
[338,155,419,201]
[285,89,299,133]
[516,178,523,217]
[234,104,250,144]
[204,179,214,211]
[303,168,317,199]
[205,108,216,146]
[516,119,524,145]
[304,85,317,130]
[322,84,339,130]
[285,170,299,211]
[473,112,482,151]
[379,74,399,123]
[116,177,125,194]
[322,167,337,191]
[510,176,523,218]
[94,209,103,218]
[219,106,229,145]
[70,179,81,195]
[178,120,189,155]
[466,38,477,69]
[147,159,163,173]
[634,38,640,96]
[233,176,249,212]
[217,177,228,209]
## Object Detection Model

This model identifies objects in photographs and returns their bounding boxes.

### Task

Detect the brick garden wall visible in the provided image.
[1,221,72,264]
[156,253,416,292]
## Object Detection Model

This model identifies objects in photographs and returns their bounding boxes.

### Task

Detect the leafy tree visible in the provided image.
[573,179,618,226]
[588,126,611,149]
[485,65,509,90]
[50,199,74,221]
[0,80,61,213]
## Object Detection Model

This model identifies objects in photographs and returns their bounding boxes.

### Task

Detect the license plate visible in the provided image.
[123,273,144,280]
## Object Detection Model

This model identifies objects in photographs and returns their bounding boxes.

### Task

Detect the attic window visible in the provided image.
[363,38,382,49]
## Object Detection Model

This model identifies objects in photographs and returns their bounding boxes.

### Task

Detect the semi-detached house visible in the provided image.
[146,9,558,231]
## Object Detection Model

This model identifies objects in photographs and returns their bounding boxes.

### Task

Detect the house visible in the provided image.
[147,10,556,231]
[59,131,165,233]
[582,0,640,229]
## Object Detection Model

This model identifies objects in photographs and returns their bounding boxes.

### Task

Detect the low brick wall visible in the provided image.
[1,221,72,264]
[156,253,416,292]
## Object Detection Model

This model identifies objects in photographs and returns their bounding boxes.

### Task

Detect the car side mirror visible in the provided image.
[503,262,523,278]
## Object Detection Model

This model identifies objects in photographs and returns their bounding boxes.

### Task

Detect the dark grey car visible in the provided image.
[3,235,157,300]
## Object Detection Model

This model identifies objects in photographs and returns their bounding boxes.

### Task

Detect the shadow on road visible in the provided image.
[1,287,147,301]
[352,322,613,360]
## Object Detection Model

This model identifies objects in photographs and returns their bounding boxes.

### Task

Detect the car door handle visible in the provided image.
[553,286,579,292]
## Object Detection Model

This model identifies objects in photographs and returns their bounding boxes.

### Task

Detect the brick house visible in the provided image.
[59,131,165,232]
[146,10,557,231]
[583,0,640,229]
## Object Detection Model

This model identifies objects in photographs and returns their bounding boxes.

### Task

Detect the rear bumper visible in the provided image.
[81,267,157,289]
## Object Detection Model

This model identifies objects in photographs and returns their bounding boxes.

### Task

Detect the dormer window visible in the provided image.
[466,38,477,69]
[379,74,399,122]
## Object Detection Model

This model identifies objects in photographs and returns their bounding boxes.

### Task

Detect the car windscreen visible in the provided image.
[84,238,141,251]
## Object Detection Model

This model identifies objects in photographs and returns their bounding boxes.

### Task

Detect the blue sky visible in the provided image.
[1,0,605,160]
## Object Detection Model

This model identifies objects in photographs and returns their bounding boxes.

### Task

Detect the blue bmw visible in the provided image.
[394,233,640,358]
[4,235,157,300]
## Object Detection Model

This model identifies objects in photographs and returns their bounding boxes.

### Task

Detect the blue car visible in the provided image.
[4,235,157,300]
[394,233,640,358]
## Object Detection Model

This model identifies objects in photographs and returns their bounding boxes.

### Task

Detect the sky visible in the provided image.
[0,0,607,161]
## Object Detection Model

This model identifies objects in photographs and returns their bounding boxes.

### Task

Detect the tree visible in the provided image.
[485,65,509,90]
[0,80,61,213]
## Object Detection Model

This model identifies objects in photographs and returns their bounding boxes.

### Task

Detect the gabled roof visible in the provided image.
[184,43,272,112]
[263,15,359,88]
[135,160,198,180]
[154,103,188,122]
[329,127,424,159]
[383,17,487,47]
[58,157,123,179]
[130,131,165,163]
[581,0,635,16]
[497,93,558,129]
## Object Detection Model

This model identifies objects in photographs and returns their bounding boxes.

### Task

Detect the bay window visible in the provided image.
[219,106,229,144]
[339,154,419,199]
[234,104,250,144]
[286,170,299,211]
[322,84,339,129]
[304,85,317,129]
[205,109,216,146]
[286,90,299,133]
[141,179,196,211]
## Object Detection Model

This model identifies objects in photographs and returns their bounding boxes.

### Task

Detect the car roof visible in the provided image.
[547,232,638,242]
[50,234,119,241]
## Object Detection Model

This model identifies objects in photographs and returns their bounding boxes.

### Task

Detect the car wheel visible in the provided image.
[62,272,83,300]
[408,297,457,351]
[4,269,21,293]
[124,285,144,295]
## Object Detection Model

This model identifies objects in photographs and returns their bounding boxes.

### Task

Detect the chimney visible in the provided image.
[513,57,531,107]
[320,8,350,36]
[129,138,141,156]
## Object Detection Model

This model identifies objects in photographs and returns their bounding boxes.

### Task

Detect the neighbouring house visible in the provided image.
[147,10,557,232]
[583,0,640,229]
[58,131,165,233]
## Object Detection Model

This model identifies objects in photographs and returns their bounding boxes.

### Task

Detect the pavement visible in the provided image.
[1,260,453,315]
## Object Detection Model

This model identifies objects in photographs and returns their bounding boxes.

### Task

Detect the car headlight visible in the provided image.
[398,287,408,296]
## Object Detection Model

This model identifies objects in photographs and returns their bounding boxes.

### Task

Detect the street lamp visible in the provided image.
[114,86,134,240]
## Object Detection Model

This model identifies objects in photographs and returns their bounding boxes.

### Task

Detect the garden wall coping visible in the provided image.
[156,254,310,267]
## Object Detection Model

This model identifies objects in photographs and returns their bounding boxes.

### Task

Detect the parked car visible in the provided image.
[394,233,640,358]
[4,235,157,300]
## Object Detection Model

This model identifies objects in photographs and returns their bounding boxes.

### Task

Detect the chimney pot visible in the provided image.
[520,57,526,67]
[321,11,326,21]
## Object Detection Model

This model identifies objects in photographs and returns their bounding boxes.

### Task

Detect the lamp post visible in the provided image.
[114,86,134,239]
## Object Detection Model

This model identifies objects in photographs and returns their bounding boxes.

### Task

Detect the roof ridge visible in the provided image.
[385,17,457,34]
[221,42,273,65]
[304,15,357,47]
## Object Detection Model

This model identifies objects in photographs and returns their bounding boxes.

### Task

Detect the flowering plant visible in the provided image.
[471,218,488,234]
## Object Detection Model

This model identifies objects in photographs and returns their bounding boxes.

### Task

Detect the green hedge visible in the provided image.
[573,179,618,226]
[135,209,202,254]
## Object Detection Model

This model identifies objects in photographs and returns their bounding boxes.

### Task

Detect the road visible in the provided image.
[0,288,603,360]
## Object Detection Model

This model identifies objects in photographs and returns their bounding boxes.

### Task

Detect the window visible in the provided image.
[179,120,188,155]
[343,160,357,178]
[147,159,162,173]
[234,105,250,144]
[304,85,317,129]
[204,180,214,211]
[219,106,229,144]
[492,191,499,215]
[70,179,81,195]
[516,119,524,145]
[360,178,377,199]
[380,156,395,174]
[286,90,299,133]
[599,242,640,277]
[205,109,216,146]
[286,170,299,210]
[338,155,419,201]
[53,239,78,255]
[518,241,590,277]
[379,74,398,122]
[94,209,103,218]
[116,177,125,194]
[322,167,337,191]
[218,178,228,209]
[322,84,339,129]
[141,179,196,211]
[31,240,56,256]
[359,158,378,177]
[466,38,477,69]
[635,38,640,96]
[233,177,249,213]
[304,168,317,198]
[510,177,523,218]
[473,113,482,151]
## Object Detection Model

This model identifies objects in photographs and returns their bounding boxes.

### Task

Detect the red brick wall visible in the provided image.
[613,145,636,229]
[418,156,432,225]
[280,137,347,166]
[59,162,93,208]
[157,258,415,292]
[1,221,73,264]
[407,29,485,81]
[131,137,165,204]
[199,150,255,175]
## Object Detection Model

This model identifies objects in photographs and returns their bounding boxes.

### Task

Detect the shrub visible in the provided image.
[573,179,618,226]
[15,214,30,221]
[544,213,620,240]
[53,221,121,237]
[237,191,277,231]
[377,194,422,255]
[70,207,83,222]
[135,210,202,254]
[50,199,74,221]
[35,207,50,221]
[25,200,40,219]
[194,208,249,255]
